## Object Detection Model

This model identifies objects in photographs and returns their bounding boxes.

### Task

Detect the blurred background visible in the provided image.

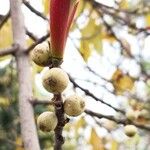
[0,0,150,149]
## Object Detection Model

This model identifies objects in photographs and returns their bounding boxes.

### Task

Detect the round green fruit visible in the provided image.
[42,68,69,94]
[64,94,85,117]
[124,125,137,137]
[37,111,58,132]
[31,42,51,66]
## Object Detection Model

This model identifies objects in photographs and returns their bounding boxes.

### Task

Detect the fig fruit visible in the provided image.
[42,68,69,94]
[64,94,85,117]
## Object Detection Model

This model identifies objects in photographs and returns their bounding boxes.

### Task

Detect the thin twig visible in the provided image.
[85,109,150,131]
[26,29,38,41]
[0,44,18,56]
[30,99,53,106]
[0,11,10,29]
[25,32,49,53]
[89,0,149,33]
[69,75,125,114]
[23,0,48,21]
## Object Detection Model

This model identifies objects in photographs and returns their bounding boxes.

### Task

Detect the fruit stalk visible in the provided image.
[53,94,65,150]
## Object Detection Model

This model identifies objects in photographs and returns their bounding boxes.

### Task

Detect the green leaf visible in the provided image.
[141,61,150,73]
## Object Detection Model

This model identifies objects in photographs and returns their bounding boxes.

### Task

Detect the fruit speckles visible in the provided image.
[37,111,58,132]
[64,94,85,117]
[42,68,69,94]
[31,42,52,66]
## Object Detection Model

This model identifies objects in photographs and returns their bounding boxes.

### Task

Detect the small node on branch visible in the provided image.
[51,57,63,68]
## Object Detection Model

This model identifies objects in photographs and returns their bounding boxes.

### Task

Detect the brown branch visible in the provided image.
[26,29,38,41]
[0,32,49,57]
[85,0,139,14]
[30,96,66,150]
[0,11,10,29]
[69,36,111,82]
[29,98,53,106]
[10,0,40,149]
[25,32,49,53]
[96,9,150,79]
[97,11,133,58]
[23,0,48,21]
[53,94,65,150]
[89,0,148,34]
[85,109,150,131]
[69,75,125,114]
[0,44,18,56]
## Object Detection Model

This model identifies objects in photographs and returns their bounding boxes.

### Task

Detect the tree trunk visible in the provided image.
[10,0,40,149]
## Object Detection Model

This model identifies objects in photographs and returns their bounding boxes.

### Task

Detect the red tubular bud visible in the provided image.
[49,0,79,59]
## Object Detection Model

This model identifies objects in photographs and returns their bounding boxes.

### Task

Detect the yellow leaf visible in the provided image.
[115,76,134,94]
[111,140,118,150]
[81,18,100,38]
[42,0,49,15]
[75,0,84,17]
[80,40,91,61]
[75,117,86,132]
[85,1,93,10]
[119,0,129,9]
[16,137,24,150]
[89,128,104,150]
[101,26,116,43]
[80,18,102,57]
[91,35,102,53]
[111,69,123,81]
[0,19,13,49]
[102,34,116,43]
[26,38,34,46]
[112,69,134,94]
[145,13,150,27]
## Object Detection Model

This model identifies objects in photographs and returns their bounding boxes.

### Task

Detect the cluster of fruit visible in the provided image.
[31,42,86,132]
[124,109,139,137]
[124,107,149,137]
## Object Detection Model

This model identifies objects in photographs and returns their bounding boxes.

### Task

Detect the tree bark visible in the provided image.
[10,0,40,150]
